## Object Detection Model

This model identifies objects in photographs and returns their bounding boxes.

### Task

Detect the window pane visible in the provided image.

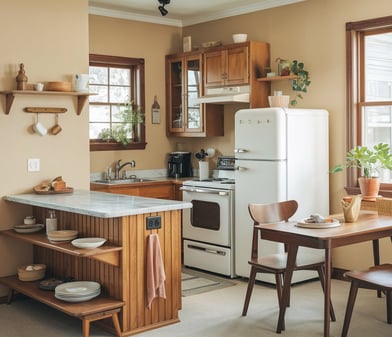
[362,105,392,182]
[110,68,130,86]
[109,86,131,103]
[89,85,108,102]
[89,66,108,85]
[89,105,110,122]
[89,122,110,139]
[365,32,392,102]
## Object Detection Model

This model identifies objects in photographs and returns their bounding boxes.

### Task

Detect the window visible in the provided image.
[89,54,146,151]
[346,16,392,195]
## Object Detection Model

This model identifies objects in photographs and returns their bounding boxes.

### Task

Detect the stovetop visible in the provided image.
[183,172,235,190]
[183,178,235,190]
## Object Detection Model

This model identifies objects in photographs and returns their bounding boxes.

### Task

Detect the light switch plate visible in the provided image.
[27,158,40,172]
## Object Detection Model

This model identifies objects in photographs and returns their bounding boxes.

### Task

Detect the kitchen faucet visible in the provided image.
[115,159,136,179]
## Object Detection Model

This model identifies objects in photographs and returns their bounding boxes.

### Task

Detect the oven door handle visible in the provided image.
[187,244,226,256]
[180,186,229,196]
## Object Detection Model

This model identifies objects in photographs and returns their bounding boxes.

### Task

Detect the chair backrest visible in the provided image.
[376,197,392,216]
[248,200,298,225]
[248,200,298,258]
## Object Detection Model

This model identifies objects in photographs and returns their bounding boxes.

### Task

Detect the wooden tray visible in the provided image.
[34,187,74,195]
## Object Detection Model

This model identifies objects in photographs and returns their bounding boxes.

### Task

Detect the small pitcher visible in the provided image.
[342,195,361,222]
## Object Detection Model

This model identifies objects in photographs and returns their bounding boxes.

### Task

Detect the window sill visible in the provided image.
[345,186,392,198]
[90,141,147,151]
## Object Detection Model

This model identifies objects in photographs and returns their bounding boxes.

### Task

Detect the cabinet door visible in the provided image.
[167,57,184,132]
[184,56,203,133]
[226,46,249,86]
[204,50,225,87]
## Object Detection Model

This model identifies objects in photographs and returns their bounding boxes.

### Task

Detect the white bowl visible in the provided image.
[232,34,247,43]
[71,237,106,249]
[24,216,36,225]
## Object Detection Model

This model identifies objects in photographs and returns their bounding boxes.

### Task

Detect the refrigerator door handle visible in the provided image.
[234,148,248,153]
[235,166,247,171]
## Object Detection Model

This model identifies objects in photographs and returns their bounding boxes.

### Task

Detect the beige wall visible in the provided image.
[0,0,90,295]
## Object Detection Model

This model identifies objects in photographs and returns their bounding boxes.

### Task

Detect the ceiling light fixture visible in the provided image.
[158,0,170,16]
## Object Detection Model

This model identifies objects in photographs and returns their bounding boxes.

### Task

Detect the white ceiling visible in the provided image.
[88,0,305,27]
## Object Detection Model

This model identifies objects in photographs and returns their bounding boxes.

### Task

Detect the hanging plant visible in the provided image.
[290,60,311,106]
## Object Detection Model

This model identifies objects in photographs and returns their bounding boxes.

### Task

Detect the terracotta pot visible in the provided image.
[358,176,380,201]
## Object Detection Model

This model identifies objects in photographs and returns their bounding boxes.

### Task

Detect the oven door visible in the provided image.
[181,186,233,247]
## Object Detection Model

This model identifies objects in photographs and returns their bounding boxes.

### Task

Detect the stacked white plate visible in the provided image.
[48,230,78,242]
[13,224,44,233]
[55,281,101,302]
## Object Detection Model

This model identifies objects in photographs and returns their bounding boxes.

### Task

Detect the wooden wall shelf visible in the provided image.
[0,90,93,115]
[257,74,298,82]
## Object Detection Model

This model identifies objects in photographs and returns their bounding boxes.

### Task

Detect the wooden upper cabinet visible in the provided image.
[165,52,223,137]
[204,46,249,88]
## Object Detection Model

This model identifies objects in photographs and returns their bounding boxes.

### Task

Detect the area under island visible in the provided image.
[2,190,192,336]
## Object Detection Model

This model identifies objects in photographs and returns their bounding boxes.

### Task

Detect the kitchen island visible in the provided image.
[2,190,192,336]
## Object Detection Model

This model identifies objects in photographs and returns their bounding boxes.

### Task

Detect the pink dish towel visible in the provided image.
[146,233,166,309]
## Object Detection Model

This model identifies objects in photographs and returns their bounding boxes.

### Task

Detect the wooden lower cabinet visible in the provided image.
[1,206,182,336]
[91,181,175,200]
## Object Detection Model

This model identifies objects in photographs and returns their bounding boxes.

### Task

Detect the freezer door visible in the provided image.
[235,159,287,279]
[235,108,286,160]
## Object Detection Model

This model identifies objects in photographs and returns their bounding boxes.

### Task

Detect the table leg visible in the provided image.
[324,247,332,337]
[276,244,298,333]
[372,239,381,297]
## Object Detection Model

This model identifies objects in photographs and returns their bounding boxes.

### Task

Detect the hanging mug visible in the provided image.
[33,114,47,136]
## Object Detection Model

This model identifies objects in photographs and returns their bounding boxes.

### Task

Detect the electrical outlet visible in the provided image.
[27,158,40,172]
[146,216,161,230]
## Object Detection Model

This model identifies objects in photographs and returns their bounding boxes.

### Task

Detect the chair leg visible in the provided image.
[242,267,257,316]
[317,266,336,321]
[341,281,359,337]
[387,290,392,324]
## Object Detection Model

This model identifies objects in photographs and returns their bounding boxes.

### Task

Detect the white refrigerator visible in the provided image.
[234,107,329,283]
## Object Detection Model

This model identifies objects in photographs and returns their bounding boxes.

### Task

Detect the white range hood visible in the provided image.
[197,86,250,104]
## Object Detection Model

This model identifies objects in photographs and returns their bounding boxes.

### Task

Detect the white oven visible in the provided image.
[181,157,236,278]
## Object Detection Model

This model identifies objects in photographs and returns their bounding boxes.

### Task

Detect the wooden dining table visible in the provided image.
[256,211,392,337]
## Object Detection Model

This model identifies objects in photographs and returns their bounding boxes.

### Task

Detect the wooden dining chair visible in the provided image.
[374,197,392,297]
[242,200,336,332]
[341,264,392,337]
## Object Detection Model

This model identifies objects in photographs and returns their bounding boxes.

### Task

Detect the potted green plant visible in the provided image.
[330,143,392,199]
[290,60,311,106]
[98,101,144,145]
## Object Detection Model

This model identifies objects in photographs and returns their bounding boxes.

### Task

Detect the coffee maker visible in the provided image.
[167,152,193,178]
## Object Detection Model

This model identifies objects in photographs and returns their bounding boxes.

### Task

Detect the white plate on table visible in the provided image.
[71,237,106,249]
[295,219,341,229]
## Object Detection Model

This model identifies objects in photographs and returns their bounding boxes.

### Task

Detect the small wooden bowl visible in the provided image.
[46,81,72,92]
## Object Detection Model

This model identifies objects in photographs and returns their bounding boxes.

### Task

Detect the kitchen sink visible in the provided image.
[93,178,153,184]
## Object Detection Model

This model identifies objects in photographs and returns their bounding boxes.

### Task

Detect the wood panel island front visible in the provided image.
[1,190,192,337]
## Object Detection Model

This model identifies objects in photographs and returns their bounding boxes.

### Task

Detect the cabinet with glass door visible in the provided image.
[166,52,223,137]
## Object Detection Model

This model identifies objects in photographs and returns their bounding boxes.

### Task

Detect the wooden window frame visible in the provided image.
[89,54,146,151]
[345,15,392,197]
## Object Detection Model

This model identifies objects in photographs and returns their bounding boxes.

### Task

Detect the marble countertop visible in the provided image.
[4,189,192,218]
